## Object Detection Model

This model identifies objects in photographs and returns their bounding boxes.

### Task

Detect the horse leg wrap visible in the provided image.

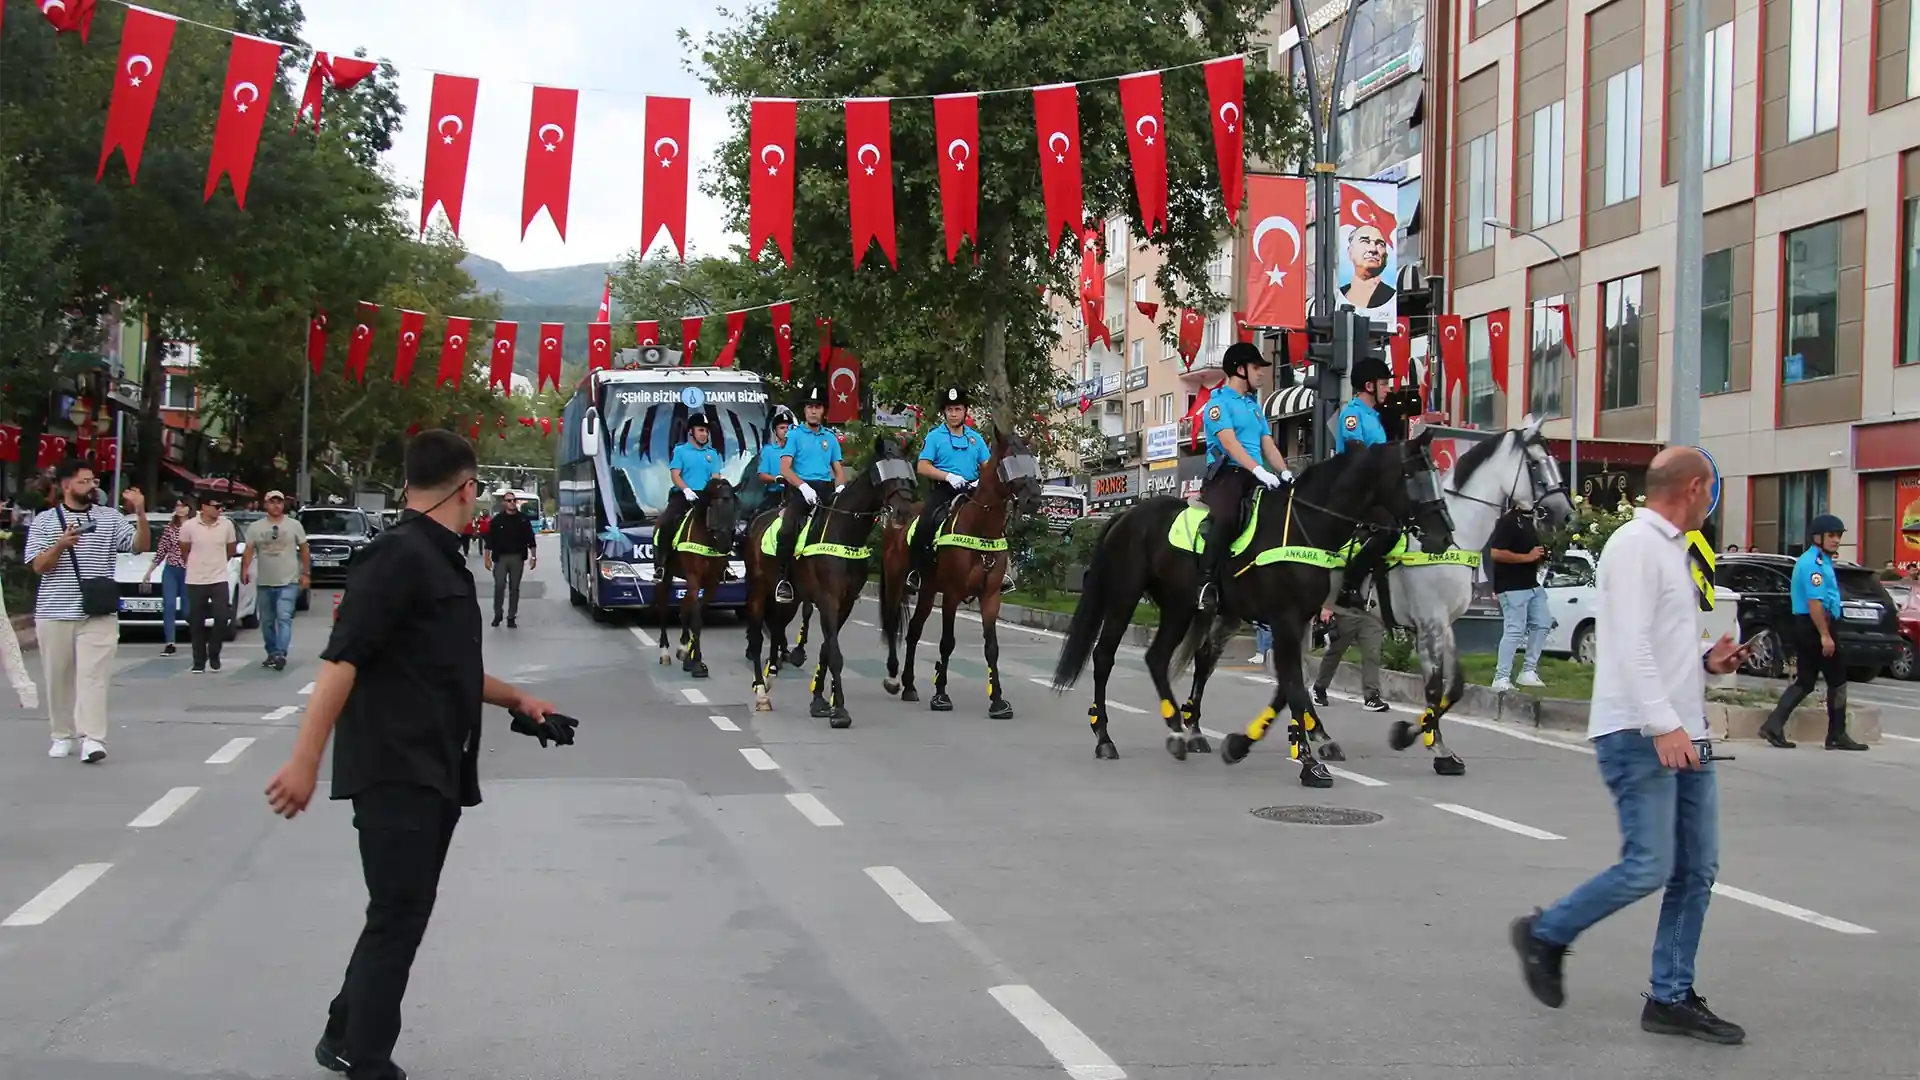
[1301,709,1318,732]
[1179,701,1198,730]
[1288,721,1305,760]
[1087,705,1102,728]
[1246,706,1277,742]
[1160,700,1179,729]
[1420,708,1437,747]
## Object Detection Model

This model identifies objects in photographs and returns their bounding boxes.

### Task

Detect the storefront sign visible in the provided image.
[1090,469,1136,504]
[1126,368,1149,391]
[1038,488,1088,532]
[1099,371,1123,397]
[1896,474,1920,564]
[1142,465,1180,498]
[1145,423,1179,462]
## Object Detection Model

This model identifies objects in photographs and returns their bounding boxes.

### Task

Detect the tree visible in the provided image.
[0,157,81,487]
[608,251,799,382]
[692,0,1305,432]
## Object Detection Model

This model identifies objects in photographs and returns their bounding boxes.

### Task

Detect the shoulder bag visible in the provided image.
[56,505,122,618]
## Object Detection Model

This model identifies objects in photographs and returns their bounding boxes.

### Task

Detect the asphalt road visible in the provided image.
[2,553,1914,1080]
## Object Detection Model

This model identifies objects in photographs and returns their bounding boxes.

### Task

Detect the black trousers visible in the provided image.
[912,483,964,567]
[1339,507,1400,607]
[185,582,230,667]
[1766,614,1850,735]
[656,491,694,559]
[1199,464,1257,590]
[777,483,830,566]
[324,783,461,1080]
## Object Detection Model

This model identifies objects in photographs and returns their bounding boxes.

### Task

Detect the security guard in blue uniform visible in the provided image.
[1759,514,1868,750]
[907,386,992,590]
[757,406,795,505]
[1199,341,1290,611]
[1332,355,1396,612]
[774,385,849,603]
[657,413,722,566]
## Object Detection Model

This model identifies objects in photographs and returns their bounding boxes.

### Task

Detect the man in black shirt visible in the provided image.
[265,431,567,1080]
[1488,503,1551,691]
[484,493,537,628]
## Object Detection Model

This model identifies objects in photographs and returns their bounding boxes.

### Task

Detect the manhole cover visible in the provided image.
[1250,805,1384,826]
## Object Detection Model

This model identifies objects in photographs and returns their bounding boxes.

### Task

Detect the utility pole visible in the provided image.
[297,363,311,504]
[1671,0,1707,447]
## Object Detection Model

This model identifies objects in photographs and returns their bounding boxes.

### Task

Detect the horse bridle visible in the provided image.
[804,457,916,532]
[954,451,1040,512]
[1283,443,1451,548]
[1443,430,1568,515]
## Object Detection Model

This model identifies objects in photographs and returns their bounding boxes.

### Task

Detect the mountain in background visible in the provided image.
[460,254,612,372]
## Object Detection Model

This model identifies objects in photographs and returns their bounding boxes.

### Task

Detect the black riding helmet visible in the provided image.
[1809,513,1846,536]
[938,385,971,409]
[1350,356,1392,392]
[799,384,827,411]
[686,411,710,431]
[1222,341,1271,378]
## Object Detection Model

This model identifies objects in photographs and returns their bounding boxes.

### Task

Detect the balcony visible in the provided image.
[1100,431,1141,462]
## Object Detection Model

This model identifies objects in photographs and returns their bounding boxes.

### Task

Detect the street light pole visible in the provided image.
[1487,219,1579,496]
[297,362,311,504]
[1671,0,1707,447]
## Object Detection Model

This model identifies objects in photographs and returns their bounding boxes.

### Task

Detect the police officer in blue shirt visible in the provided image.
[1332,354,1397,612]
[907,386,992,589]
[1199,341,1290,611]
[1759,514,1868,750]
[774,385,848,603]
[757,406,795,505]
[658,413,723,564]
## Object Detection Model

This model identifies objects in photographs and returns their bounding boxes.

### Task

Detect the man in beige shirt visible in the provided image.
[179,496,238,672]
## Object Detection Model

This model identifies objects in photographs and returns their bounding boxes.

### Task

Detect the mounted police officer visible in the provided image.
[907,386,991,591]
[657,412,722,570]
[774,385,848,603]
[1198,341,1291,612]
[757,406,795,506]
[1759,514,1869,751]
[1332,354,1395,611]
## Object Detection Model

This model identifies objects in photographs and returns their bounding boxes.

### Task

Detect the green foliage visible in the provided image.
[1542,493,1644,558]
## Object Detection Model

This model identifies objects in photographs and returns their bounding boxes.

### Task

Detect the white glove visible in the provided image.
[800,484,819,506]
[945,473,969,490]
[1252,467,1283,490]
[1278,469,1294,483]
[834,484,845,495]
[681,488,697,502]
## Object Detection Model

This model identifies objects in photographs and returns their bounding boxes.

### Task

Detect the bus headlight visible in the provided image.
[598,561,637,580]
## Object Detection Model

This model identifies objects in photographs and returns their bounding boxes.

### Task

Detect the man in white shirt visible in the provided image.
[1511,447,1750,1044]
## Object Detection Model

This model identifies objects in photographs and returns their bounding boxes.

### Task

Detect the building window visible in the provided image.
[1106,216,1128,259]
[1603,64,1643,206]
[161,374,195,411]
[1157,393,1175,424]
[1902,195,1919,367]
[1911,0,1920,100]
[1130,400,1145,432]
[1701,248,1735,392]
[1202,312,1230,358]
[1465,132,1498,251]
[1600,274,1645,411]
[1528,296,1567,420]
[1083,354,1101,381]
[1702,22,1734,168]
[1781,220,1840,384]
[1529,101,1565,228]
[1465,315,1497,428]
[1779,470,1830,554]
[1207,240,1232,296]
[1129,338,1145,370]
[1131,275,1147,304]
[1787,0,1841,141]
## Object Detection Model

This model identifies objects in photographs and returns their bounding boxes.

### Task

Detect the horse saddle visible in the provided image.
[1167,490,1263,557]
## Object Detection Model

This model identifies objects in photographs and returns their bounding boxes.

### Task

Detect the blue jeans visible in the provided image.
[160,564,189,644]
[1494,586,1550,681]
[1254,623,1272,654]
[256,583,298,660]
[1534,730,1720,1004]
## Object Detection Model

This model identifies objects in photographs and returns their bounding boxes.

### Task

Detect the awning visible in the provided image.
[164,462,259,500]
[1265,384,1317,419]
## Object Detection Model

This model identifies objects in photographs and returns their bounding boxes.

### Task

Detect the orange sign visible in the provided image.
[1896,473,1920,564]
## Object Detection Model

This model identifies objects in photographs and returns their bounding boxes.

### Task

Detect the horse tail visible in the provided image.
[1169,608,1214,681]
[1049,513,1123,691]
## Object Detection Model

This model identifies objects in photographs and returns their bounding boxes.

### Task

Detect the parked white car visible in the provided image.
[113,513,256,640]
[1541,549,1738,663]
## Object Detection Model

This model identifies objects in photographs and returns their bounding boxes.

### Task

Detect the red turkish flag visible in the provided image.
[93,436,119,472]
[680,316,702,365]
[635,320,660,349]
[817,316,832,373]
[714,311,747,368]
[1184,380,1223,450]
[306,312,329,374]
[522,86,578,241]
[1436,314,1466,408]
[1487,309,1511,394]
[0,425,20,464]
[294,52,377,133]
[1204,56,1246,223]
[1177,308,1204,366]
[1235,312,1255,344]
[96,7,176,184]
[204,33,281,207]
[1391,316,1411,381]
[596,277,611,321]
[844,98,898,268]
[393,309,426,385]
[588,322,612,371]
[344,302,378,383]
[933,93,979,263]
[1117,71,1168,235]
[748,98,796,264]
[1136,300,1159,320]
[1078,225,1111,350]
[1339,182,1398,236]
[439,316,471,387]
[541,418,553,437]
[770,301,794,380]
[1550,302,1575,355]
[1243,174,1308,329]
[39,0,96,40]
[824,348,861,424]
[489,321,518,390]
[641,96,691,261]
[37,435,68,470]
[536,323,564,391]
[421,74,480,235]
[1032,84,1083,255]
[1287,329,1309,369]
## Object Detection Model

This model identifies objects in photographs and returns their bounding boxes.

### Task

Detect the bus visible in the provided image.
[555,367,772,617]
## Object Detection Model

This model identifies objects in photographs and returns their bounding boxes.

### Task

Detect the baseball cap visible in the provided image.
[264,490,286,501]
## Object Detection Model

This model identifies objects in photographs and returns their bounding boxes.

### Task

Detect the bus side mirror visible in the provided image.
[581,409,601,458]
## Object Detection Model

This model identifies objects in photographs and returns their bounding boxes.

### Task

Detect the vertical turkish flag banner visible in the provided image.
[1079,225,1111,350]
[97,7,176,184]
[439,316,471,387]
[344,302,378,383]
[1243,174,1308,329]
[0,425,21,464]
[933,93,979,263]
[588,322,612,371]
[1184,381,1221,450]
[714,311,747,368]
[421,74,480,235]
[521,86,578,240]
[1339,181,1399,234]
[1136,300,1159,320]
[1116,71,1168,235]
[1177,309,1204,366]
[824,348,861,424]
[641,96,691,261]
[1287,329,1309,369]
[204,33,281,207]
[294,52,377,134]
[1551,301,1575,357]
[306,312,329,374]
[817,316,832,373]
[635,320,660,348]
[1486,309,1511,394]
[1391,316,1411,381]
[748,98,796,264]
[1235,312,1255,343]
[1032,84,1083,256]
[680,316,703,365]
[845,98,898,268]
[392,309,426,385]
[38,435,69,471]
[489,321,518,390]
[1435,314,1466,408]
[769,301,794,380]
[39,0,98,39]
[596,277,611,321]
[536,323,564,391]
[1204,56,1246,223]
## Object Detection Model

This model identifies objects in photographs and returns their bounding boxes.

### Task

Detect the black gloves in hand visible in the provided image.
[509,709,579,747]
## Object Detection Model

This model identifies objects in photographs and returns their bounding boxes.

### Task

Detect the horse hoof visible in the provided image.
[1433,754,1467,777]
[1299,760,1335,788]
[930,693,953,712]
[809,697,831,719]
[658,653,670,666]
[1165,734,1188,761]
[988,700,1014,720]
[1389,720,1417,752]
[1186,734,1213,755]
[1095,740,1119,761]
[690,663,710,679]
[754,695,772,712]
[1221,733,1253,765]
[883,678,901,695]
[829,708,852,730]
[901,687,919,702]
[1317,740,1346,762]
[767,666,779,681]
[675,645,688,661]
[788,648,807,669]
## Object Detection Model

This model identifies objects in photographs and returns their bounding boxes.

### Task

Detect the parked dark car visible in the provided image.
[296,507,380,586]
[1713,553,1905,682]
[1883,582,1917,681]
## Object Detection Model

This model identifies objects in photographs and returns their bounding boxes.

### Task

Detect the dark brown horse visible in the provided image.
[650,477,739,679]
[879,431,1045,717]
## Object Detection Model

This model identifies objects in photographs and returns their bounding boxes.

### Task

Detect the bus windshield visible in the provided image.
[596,384,770,527]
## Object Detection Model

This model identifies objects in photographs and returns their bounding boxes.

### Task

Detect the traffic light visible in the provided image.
[1305,314,1336,372]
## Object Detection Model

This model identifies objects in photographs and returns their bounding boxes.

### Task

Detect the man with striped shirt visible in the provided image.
[25,460,148,763]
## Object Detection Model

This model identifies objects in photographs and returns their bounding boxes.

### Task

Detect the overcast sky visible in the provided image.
[296,0,742,271]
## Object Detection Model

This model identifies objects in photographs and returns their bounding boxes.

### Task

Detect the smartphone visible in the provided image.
[70,516,97,535]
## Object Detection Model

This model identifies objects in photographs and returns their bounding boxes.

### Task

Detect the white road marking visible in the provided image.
[1432,802,1565,840]
[1326,766,1389,787]
[739,748,778,771]
[1436,713,1597,756]
[708,714,741,732]
[3,864,112,927]
[863,866,953,923]
[1712,883,1875,935]
[1107,701,1147,714]
[1240,674,1266,684]
[989,985,1127,1080]
[852,618,875,627]
[954,610,1069,640]
[681,688,709,704]
[128,787,200,829]
[785,793,844,827]
[205,737,256,764]
[298,682,315,695]
[261,705,298,721]
[1882,732,1920,744]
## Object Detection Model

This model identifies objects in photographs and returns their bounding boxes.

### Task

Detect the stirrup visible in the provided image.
[1198,581,1218,611]
[905,570,922,591]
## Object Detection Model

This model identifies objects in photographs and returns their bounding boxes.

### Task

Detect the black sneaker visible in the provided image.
[161,644,177,657]
[191,665,206,674]
[1310,686,1328,707]
[209,657,221,672]
[261,656,275,668]
[271,655,287,671]
[507,617,517,629]
[315,1037,351,1073]
[1510,910,1568,1008]
[492,615,503,627]
[1640,990,1745,1044]
[1362,694,1390,713]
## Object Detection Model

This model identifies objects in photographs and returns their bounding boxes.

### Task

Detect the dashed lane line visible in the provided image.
[128,787,200,829]
[739,748,778,771]
[681,688,710,704]
[708,714,741,732]
[784,793,844,827]
[261,705,298,721]
[298,682,315,695]
[863,866,953,923]
[1024,678,1148,713]
[1712,883,1876,935]
[989,985,1127,1080]
[1432,802,1565,840]
[1882,732,1920,744]
[205,737,256,765]
[3,864,112,927]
